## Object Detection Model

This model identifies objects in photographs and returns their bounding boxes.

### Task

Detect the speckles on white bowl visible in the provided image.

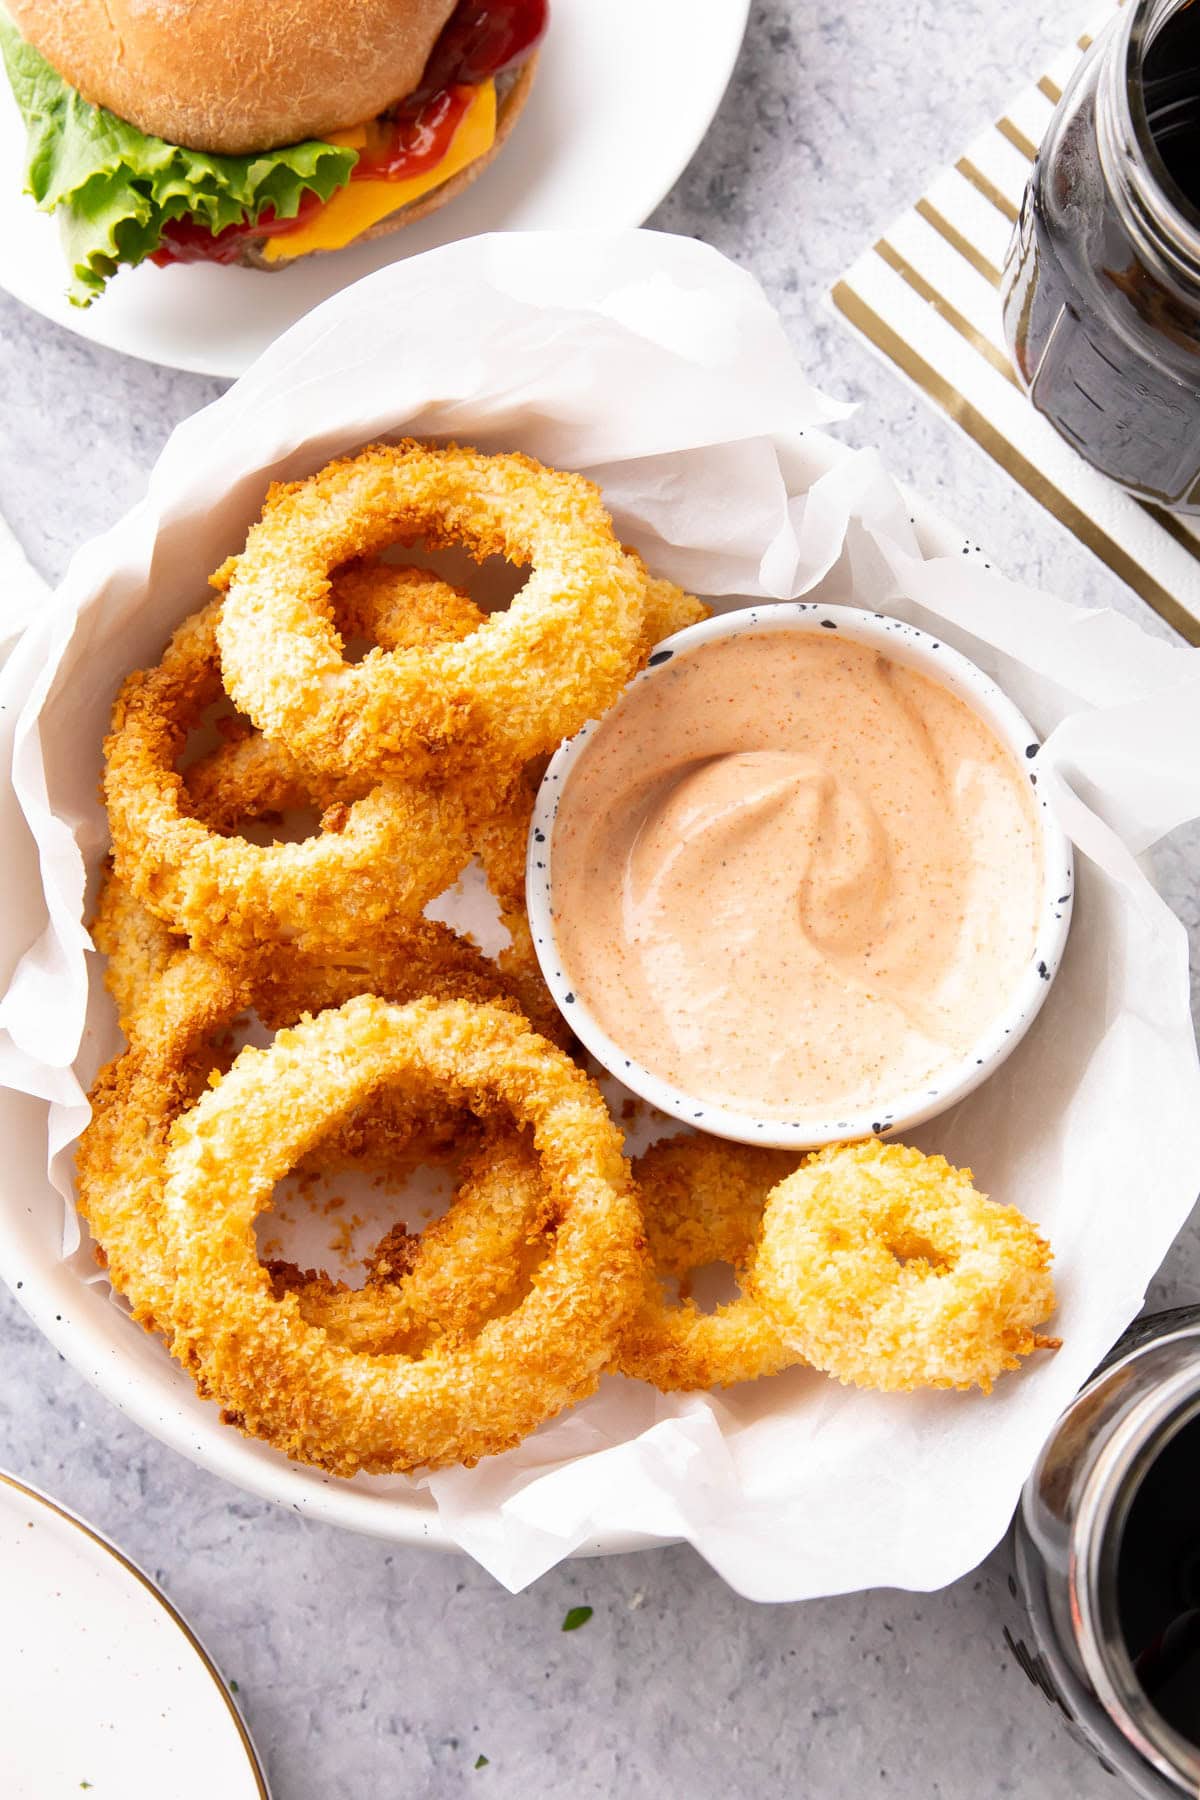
[526,603,1074,1149]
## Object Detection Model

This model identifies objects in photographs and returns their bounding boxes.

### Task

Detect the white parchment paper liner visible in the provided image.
[1,229,1199,1599]
[0,514,47,654]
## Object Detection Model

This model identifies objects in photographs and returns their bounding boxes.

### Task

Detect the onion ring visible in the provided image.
[751,1140,1057,1393]
[195,558,699,822]
[270,1130,557,1356]
[104,594,477,963]
[159,995,644,1474]
[631,558,711,646]
[213,442,648,785]
[615,1136,801,1390]
[91,852,567,1053]
[81,1035,530,1357]
[77,896,565,1342]
[94,556,569,1052]
[91,855,183,1033]
[177,560,562,1034]
[183,561,490,829]
[185,561,561,1039]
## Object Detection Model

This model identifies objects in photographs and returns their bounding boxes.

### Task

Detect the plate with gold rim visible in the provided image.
[0,1469,269,1800]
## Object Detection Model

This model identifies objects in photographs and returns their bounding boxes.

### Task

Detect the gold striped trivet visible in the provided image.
[830,12,1200,645]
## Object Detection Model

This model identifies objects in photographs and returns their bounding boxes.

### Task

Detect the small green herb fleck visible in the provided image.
[474,1755,489,1769]
[80,1786,92,1792]
[562,1605,593,1632]
[229,1679,239,1693]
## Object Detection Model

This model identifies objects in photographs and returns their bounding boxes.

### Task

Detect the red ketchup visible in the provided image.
[153,0,548,266]
[150,192,327,266]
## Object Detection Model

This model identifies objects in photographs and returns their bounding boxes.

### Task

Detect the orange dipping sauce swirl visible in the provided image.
[549,628,1045,1125]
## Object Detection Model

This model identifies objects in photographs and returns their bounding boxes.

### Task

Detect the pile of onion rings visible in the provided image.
[80,440,1058,1480]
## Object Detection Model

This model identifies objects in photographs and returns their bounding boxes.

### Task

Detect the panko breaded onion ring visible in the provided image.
[77,899,567,1337]
[180,554,561,1043]
[91,858,182,1032]
[103,597,475,962]
[159,996,645,1475]
[752,1141,1057,1394]
[214,443,648,785]
[334,558,487,647]
[272,1131,557,1356]
[80,1030,468,1346]
[91,865,566,1057]
[76,950,249,1333]
[185,560,490,829]
[616,1137,801,1390]
[632,561,711,647]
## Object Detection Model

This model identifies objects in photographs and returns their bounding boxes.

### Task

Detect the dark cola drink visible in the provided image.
[1117,1408,1200,1746]
[1003,0,1200,507]
[1142,3,1200,205]
[1005,1309,1200,1796]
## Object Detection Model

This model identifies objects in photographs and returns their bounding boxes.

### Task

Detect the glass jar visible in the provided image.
[1002,0,1200,508]
[1004,1308,1200,1796]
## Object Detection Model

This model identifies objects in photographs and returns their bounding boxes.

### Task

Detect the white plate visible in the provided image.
[0,0,750,377]
[0,1469,268,1800]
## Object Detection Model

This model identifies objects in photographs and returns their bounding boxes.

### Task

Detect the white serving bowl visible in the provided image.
[527,602,1075,1149]
[2,236,1193,1602]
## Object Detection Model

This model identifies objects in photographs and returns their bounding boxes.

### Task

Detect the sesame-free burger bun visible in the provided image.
[6,0,460,154]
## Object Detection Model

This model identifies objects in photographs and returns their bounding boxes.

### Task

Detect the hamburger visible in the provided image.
[0,0,546,304]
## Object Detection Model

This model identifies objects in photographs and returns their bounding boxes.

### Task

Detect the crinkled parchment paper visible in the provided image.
[1,230,1199,1598]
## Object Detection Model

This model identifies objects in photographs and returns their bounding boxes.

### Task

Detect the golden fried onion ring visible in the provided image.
[751,1141,1057,1393]
[90,830,571,1050]
[636,562,711,646]
[104,593,477,963]
[616,1137,801,1391]
[180,557,563,1036]
[214,443,648,784]
[270,1130,557,1356]
[182,561,491,829]
[81,1036,539,1357]
[159,996,645,1474]
[79,886,568,1344]
[91,856,183,1033]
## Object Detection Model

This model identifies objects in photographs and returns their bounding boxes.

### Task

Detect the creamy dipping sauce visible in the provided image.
[550,629,1044,1123]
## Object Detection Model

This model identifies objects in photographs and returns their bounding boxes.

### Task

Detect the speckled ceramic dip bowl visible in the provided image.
[527,602,1075,1150]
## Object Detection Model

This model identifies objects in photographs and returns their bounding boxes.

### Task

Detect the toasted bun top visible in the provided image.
[8,0,460,153]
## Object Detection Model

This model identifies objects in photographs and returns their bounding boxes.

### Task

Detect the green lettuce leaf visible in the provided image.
[0,12,357,304]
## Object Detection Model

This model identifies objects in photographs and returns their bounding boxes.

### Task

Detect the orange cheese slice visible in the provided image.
[263,79,498,263]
